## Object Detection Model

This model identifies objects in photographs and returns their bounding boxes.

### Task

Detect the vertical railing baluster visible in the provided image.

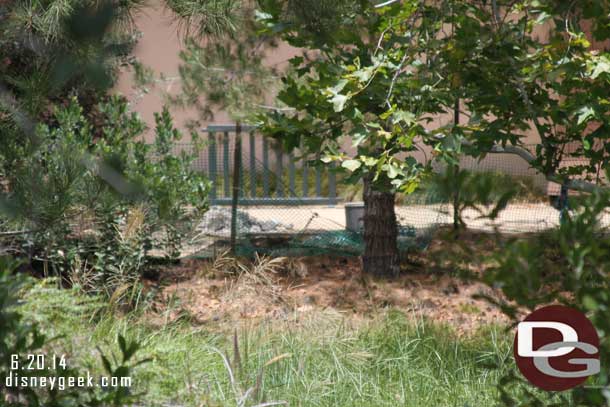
[230,123,242,253]
[223,132,230,198]
[276,142,284,197]
[288,150,296,197]
[249,132,256,198]
[262,137,270,197]
[238,132,244,197]
[302,153,309,198]
[208,132,217,202]
[328,162,337,205]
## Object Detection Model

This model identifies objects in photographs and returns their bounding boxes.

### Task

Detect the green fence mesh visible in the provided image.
[176,132,607,260]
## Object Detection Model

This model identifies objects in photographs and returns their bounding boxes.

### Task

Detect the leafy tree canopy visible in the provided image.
[257,0,610,194]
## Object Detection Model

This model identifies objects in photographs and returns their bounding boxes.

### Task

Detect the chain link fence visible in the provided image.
[175,128,609,259]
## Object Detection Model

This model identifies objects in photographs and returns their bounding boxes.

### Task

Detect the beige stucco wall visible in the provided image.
[114,1,298,140]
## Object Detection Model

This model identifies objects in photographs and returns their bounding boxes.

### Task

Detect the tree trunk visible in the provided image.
[362,174,400,277]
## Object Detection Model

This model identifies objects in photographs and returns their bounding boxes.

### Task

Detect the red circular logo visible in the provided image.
[514,305,599,391]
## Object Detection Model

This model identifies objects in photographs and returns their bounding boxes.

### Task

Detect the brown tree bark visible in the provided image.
[362,174,400,277]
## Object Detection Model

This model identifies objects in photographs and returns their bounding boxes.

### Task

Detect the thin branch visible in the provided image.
[374,0,401,8]
[374,25,393,57]
[385,52,409,109]
[483,143,603,194]
[254,104,296,112]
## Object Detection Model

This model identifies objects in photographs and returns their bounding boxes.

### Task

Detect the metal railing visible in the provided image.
[178,125,339,206]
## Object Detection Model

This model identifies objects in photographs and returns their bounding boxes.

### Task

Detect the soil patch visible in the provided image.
[150,247,510,335]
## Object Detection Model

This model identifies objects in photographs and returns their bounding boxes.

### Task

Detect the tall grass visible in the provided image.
[20,280,512,406]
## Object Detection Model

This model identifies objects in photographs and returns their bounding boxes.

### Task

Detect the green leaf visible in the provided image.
[403,181,418,194]
[392,110,416,125]
[99,349,113,374]
[583,295,597,311]
[387,163,399,179]
[352,66,374,83]
[362,156,378,167]
[590,55,610,79]
[352,126,368,147]
[577,106,595,125]
[342,159,362,172]
[118,335,127,354]
[330,79,348,94]
[350,108,364,121]
[254,10,273,21]
[330,94,349,112]
[535,11,551,25]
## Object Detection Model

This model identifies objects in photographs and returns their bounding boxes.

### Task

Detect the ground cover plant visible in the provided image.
[0,258,147,406]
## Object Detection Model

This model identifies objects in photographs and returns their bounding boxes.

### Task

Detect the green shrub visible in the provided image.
[482,190,610,405]
[0,257,147,406]
[1,96,210,307]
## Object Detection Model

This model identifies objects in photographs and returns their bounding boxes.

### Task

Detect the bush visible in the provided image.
[1,96,210,307]
[0,257,147,406]
[482,190,610,405]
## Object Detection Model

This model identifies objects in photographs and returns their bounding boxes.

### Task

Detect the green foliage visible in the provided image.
[171,1,278,126]
[258,0,610,199]
[0,257,147,406]
[19,279,512,406]
[0,0,242,157]
[174,36,276,124]
[482,190,610,405]
[166,0,241,38]
[257,0,370,48]
[1,96,209,306]
[0,0,142,119]
[258,0,430,194]
[0,257,47,404]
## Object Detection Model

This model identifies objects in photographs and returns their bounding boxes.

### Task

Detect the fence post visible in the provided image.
[315,153,322,197]
[288,151,296,197]
[223,132,230,198]
[230,123,242,254]
[302,152,309,197]
[559,182,569,225]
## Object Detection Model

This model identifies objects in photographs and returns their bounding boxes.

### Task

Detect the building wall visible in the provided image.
[114,1,297,140]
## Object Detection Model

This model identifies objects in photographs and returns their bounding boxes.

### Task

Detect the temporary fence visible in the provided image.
[178,126,608,259]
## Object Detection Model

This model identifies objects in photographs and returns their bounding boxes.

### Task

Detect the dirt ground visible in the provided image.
[151,233,512,336]
[201,202,610,236]
[235,203,571,234]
